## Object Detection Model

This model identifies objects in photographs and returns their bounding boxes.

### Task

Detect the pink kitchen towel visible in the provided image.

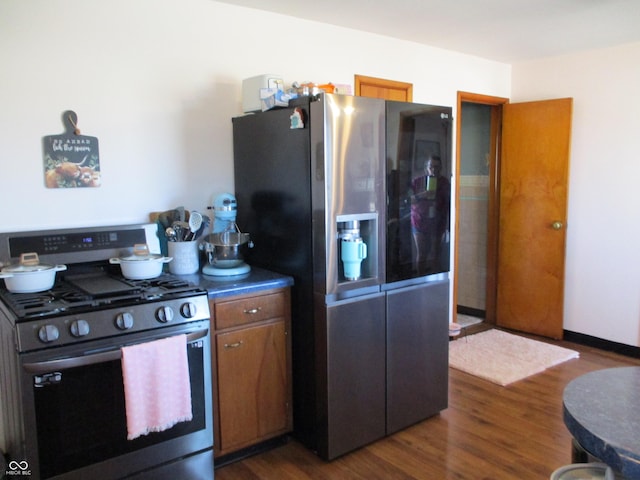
[121,334,193,440]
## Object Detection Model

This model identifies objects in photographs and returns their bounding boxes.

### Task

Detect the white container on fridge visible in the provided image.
[242,74,283,113]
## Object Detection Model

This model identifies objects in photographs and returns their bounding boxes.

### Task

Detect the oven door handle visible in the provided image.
[23,329,208,374]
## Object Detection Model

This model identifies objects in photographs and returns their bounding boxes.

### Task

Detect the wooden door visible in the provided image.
[354,75,412,101]
[497,98,573,339]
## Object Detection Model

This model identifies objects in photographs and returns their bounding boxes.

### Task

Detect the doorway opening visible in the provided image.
[454,92,508,333]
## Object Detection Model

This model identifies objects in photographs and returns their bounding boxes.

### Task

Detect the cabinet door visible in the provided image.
[216,321,289,452]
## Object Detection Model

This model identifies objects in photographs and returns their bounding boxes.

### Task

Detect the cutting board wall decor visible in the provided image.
[43,110,101,188]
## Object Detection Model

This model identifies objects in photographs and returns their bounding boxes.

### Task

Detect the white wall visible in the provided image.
[0,0,508,233]
[512,42,640,347]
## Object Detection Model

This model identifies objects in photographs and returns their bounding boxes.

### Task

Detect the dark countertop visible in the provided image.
[563,366,640,478]
[179,266,294,299]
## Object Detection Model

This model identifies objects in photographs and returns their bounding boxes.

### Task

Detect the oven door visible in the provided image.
[19,320,213,480]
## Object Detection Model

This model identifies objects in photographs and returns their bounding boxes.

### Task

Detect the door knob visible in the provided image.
[551,221,564,230]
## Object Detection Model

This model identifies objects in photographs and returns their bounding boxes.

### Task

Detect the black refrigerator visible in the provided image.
[233,94,450,460]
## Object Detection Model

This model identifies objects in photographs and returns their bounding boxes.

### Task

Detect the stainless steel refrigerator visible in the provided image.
[233,94,450,460]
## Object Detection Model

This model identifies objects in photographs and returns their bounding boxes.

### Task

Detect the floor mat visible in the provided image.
[449,329,579,386]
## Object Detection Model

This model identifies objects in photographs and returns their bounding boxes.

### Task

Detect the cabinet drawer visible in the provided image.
[215,291,287,330]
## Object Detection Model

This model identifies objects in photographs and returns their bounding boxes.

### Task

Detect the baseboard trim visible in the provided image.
[214,435,290,468]
[457,306,485,318]
[564,330,640,359]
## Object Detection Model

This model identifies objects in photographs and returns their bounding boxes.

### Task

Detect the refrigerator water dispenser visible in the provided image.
[337,214,377,284]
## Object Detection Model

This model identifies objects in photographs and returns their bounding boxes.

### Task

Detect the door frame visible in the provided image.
[354,75,413,102]
[453,91,508,325]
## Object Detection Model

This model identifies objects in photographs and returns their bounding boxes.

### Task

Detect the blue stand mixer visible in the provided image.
[202,193,253,277]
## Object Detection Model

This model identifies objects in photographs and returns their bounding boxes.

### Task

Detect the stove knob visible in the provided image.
[70,319,91,338]
[180,302,197,318]
[115,312,134,330]
[156,306,174,323]
[38,324,60,343]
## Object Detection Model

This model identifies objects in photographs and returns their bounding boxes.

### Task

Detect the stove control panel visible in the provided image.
[16,293,210,352]
[0,223,161,268]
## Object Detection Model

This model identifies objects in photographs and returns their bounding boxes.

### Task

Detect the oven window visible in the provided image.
[33,342,206,479]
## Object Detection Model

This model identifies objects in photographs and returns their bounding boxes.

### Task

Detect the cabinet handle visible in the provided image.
[243,307,262,315]
[224,340,244,349]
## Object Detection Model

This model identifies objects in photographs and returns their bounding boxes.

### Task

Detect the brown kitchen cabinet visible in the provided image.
[210,287,292,458]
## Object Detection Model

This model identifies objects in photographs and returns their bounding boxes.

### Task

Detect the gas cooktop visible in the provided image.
[0,224,212,354]
[0,270,204,321]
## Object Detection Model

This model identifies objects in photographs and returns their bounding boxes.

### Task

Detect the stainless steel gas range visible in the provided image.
[0,224,214,480]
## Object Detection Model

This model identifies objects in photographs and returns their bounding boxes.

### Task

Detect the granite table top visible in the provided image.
[563,366,640,478]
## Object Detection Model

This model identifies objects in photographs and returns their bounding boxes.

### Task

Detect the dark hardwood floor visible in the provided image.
[215,332,640,479]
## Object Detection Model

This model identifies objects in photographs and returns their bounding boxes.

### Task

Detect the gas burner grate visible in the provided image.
[124,274,200,300]
[58,289,93,303]
[50,283,93,301]
[126,275,190,290]
[153,278,191,290]
[0,289,67,318]
[0,279,112,320]
[12,292,57,311]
